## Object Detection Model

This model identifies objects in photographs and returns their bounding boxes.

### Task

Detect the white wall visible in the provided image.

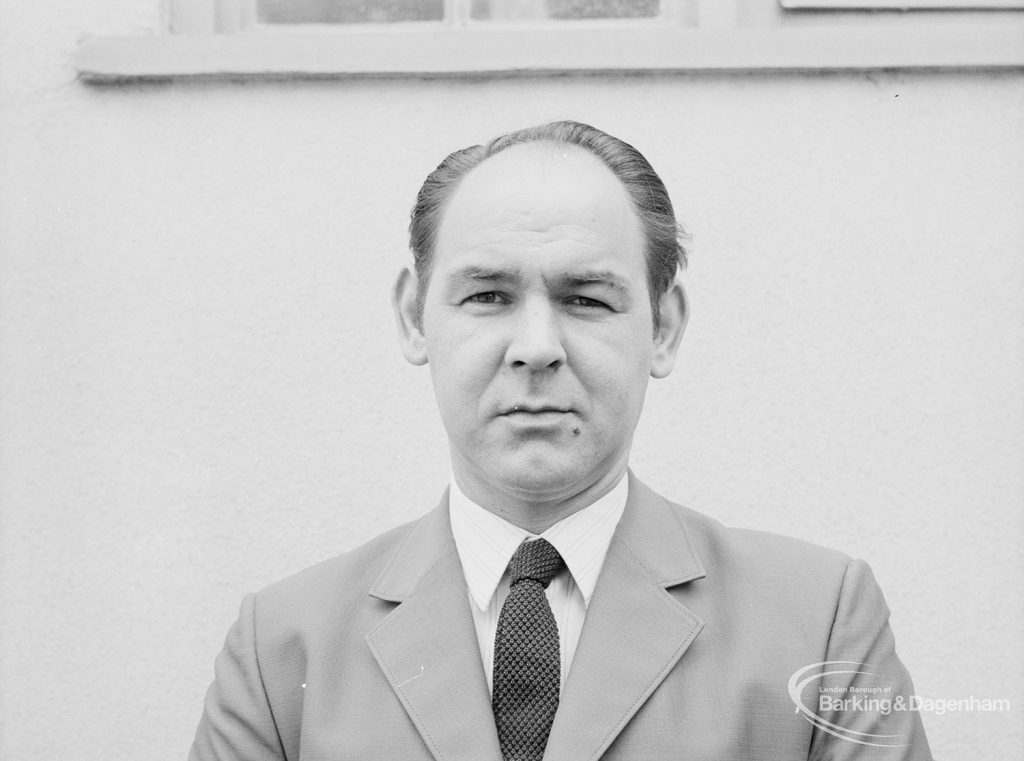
[1,3,1021,759]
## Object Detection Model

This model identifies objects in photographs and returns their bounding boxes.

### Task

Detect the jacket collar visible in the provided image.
[367,487,455,603]
[368,473,706,601]
[613,472,706,587]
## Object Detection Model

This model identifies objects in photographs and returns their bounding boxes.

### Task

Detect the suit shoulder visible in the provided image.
[666,498,853,579]
[255,518,417,609]
[649,496,871,633]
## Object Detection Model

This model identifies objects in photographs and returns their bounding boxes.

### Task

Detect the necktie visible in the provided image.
[491,538,566,761]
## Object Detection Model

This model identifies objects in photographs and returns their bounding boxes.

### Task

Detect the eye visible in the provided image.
[464,291,508,305]
[565,295,610,309]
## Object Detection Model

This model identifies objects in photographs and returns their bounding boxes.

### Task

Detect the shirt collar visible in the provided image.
[449,476,628,612]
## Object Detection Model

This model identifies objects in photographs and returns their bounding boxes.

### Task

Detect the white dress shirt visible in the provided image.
[448,476,628,693]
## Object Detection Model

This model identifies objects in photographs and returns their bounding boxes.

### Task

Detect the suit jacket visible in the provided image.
[190,475,931,760]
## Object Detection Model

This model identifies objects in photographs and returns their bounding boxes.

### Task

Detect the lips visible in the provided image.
[503,404,572,414]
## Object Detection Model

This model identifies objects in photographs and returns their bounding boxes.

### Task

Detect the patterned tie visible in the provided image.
[491,538,567,761]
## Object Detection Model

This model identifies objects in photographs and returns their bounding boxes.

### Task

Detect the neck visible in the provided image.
[453,462,629,534]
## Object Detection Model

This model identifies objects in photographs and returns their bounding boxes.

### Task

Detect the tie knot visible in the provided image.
[508,539,565,589]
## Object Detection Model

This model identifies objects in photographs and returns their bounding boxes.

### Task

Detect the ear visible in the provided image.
[392,266,428,366]
[650,279,689,379]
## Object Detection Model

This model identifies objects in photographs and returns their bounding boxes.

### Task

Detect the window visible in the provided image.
[255,0,663,25]
[258,0,446,24]
[169,0,688,32]
[73,0,1024,81]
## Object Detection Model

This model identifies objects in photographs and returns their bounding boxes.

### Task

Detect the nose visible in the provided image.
[504,299,566,371]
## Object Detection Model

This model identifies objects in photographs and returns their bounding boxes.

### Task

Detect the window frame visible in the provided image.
[781,0,1024,7]
[73,0,1024,82]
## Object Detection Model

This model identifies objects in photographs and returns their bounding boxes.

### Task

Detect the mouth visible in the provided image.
[501,404,573,416]
[497,404,580,436]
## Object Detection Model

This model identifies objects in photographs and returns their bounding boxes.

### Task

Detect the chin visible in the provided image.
[494,456,588,500]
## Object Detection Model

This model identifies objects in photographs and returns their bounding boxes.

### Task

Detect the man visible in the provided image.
[190,121,931,760]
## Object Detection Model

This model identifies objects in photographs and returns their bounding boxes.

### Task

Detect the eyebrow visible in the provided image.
[443,267,524,294]
[446,266,522,285]
[443,266,633,298]
[546,271,632,298]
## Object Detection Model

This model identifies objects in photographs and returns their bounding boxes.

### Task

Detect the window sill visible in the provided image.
[73,24,1024,82]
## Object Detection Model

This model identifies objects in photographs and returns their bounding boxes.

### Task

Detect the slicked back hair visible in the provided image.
[408,120,687,332]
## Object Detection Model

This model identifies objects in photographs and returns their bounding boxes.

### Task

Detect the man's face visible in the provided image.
[398,142,683,508]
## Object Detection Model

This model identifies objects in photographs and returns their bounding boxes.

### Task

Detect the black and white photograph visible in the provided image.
[1,2,1021,759]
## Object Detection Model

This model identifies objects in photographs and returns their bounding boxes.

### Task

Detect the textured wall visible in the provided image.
[1,2,1022,759]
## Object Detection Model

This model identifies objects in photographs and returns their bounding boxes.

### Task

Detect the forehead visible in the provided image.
[432,142,646,279]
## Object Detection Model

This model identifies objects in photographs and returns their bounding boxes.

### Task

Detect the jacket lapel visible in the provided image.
[365,493,503,761]
[544,475,707,761]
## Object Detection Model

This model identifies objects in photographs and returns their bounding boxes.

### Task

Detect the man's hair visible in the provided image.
[408,120,687,331]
